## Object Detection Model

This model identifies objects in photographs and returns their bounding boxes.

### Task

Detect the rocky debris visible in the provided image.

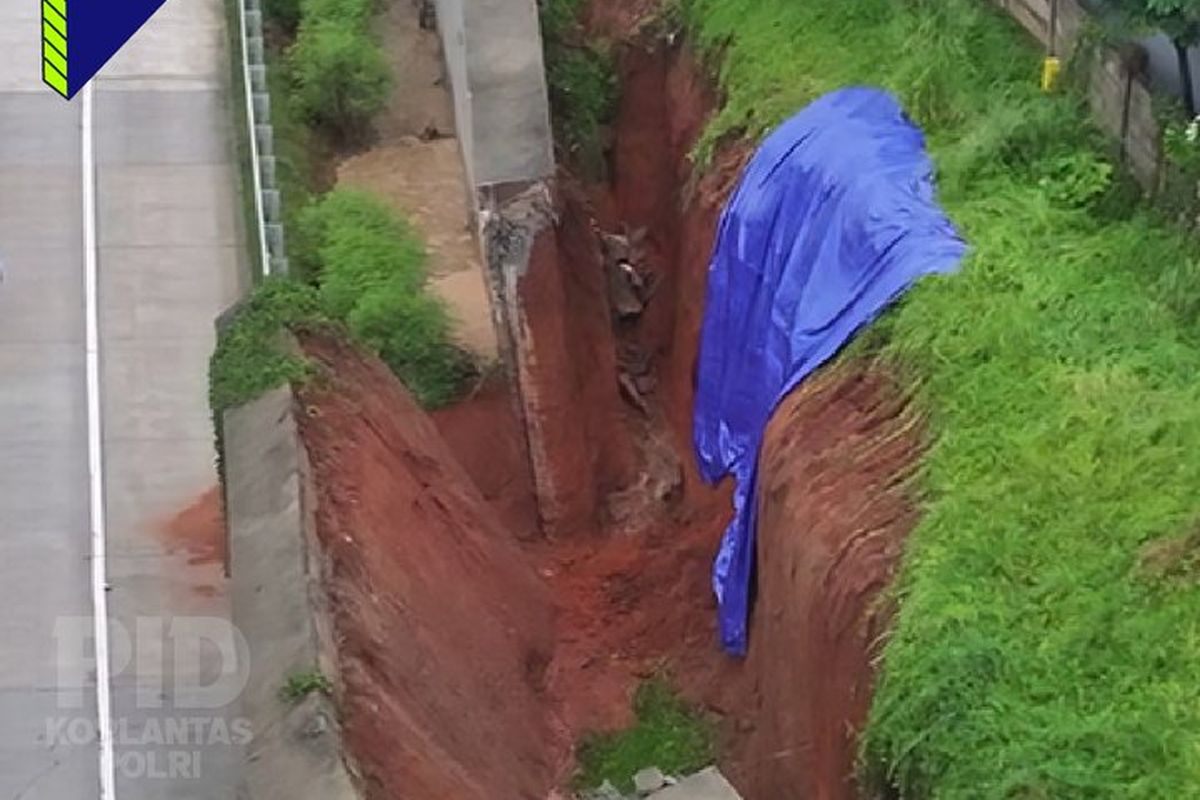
[581,780,625,800]
[618,371,651,416]
[578,767,741,800]
[605,428,684,530]
[599,225,655,321]
[634,767,668,795]
[648,768,741,799]
[417,0,436,30]
[616,343,656,415]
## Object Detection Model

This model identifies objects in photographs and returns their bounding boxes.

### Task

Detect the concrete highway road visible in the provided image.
[0,1,248,797]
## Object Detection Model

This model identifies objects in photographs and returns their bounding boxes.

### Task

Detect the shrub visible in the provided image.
[298,189,469,407]
[299,0,375,28]
[278,670,333,704]
[546,44,619,176]
[348,284,469,407]
[289,22,391,140]
[209,277,325,417]
[539,0,585,45]
[297,189,426,307]
[263,0,303,32]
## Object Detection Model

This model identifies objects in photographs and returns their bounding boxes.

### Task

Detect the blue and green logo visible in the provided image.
[41,0,169,98]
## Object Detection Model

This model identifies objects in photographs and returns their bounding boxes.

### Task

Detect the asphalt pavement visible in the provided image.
[0,0,248,796]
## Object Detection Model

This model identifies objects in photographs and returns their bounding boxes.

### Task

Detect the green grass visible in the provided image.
[681,0,1200,796]
[278,669,334,704]
[576,680,715,793]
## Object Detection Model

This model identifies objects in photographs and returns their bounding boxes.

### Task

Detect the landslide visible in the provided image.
[295,332,560,800]
[285,6,929,800]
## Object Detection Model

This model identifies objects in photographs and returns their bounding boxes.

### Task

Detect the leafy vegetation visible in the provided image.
[302,190,470,407]
[575,680,715,793]
[279,669,334,704]
[539,0,619,176]
[682,0,1200,795]
[210,191,468,419]
[547,44,619,175]
[209,278,325,418]
[289,21,391,140]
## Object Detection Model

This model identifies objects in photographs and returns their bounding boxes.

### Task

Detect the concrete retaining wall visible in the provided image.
[433,0,554,191]
[224,387,361,800]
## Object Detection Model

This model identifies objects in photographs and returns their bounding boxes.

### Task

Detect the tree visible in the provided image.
[1110,0,1200,114]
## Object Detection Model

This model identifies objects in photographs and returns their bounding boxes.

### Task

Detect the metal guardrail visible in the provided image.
[237,0,288,277]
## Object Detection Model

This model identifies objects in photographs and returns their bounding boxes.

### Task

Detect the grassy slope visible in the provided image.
[684,0,1200,796]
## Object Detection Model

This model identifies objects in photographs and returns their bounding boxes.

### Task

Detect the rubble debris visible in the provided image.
[634,767,667,795]
[600,225,654,320]
[418,0,436,30]
[618,371,651,416]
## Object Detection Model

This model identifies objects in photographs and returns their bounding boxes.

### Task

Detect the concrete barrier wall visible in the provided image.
[433,0,554,190]
[990,0,1161,188]
[224,387,361,800]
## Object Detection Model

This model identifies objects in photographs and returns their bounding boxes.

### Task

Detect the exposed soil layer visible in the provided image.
[513,192,640,535]
[431,374,541,540]
[296,332,560,800]
[735,365,921,799]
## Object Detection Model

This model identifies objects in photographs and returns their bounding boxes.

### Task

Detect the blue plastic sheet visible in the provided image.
[693,88,967,655]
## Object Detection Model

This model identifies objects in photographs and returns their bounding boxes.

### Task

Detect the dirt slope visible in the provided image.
[296,333,561,800]
[735,365,921,799]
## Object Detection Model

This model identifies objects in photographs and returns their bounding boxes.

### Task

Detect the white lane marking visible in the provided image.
[82,80,118,800]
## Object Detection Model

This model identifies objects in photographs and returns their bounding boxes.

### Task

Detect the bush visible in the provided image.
[297,189,425,308]
[539,0,585,45]
[263,0,303,32]
[209,278,325,416]
[289,22,391,140]
[299,0,375,28]
[298,189,469,407]
[546,44,619,176]
[348,285,469,408]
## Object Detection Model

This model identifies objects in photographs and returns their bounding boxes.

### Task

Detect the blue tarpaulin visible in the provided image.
[693,87,967,655]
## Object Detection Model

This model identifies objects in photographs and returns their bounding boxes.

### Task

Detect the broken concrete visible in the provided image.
[650,768,742,800]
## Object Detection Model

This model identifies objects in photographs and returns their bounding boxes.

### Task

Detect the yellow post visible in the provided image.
[1041,56,1061,92]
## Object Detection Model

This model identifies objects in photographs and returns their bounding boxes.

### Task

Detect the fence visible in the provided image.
[236,0,288,277]
[991,0,1162,189]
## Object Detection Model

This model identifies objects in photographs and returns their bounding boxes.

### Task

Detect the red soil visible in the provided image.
[158,486,225,567]
[296,332,562,800]
[515,196,639,535]
[734,366,921,799]
[431,375,541,540]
